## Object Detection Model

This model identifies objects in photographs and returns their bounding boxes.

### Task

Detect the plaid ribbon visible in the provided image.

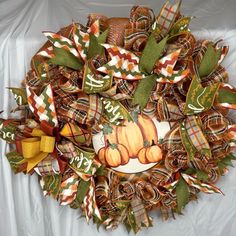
[26,84,58,126]
[200,110,229,141]
[156,97,184,121]
[35,154,60,176]
[57,141,78,159]
[155,0,181,37]
[130,197,150,227]
[57,93,103,126]
[167,32,196,58]
[124,6,154,51]
[60,123,91,146]
[185,115,210,151]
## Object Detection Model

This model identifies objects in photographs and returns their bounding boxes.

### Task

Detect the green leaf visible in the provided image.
[196,170,208,181]
[198,44,221,78]
[87,29,109,59]
[132,74,157,109]
[49,47,83,70]
[76,179,90,203]
[8,88,28,106]
[176,176,190,213]
[216,87,236,105]
[102,123,113,135]
[139,34,167,74]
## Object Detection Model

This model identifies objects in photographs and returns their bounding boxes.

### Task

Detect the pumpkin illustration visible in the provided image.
[104,115,158,159]
[137,140,163,164]
[98,140,129,167]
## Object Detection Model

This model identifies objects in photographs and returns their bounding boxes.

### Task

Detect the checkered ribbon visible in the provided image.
[155,0,181,37]
[73,21,100,62]
[26,84,58,126]
[97,44,145,80]
[154,49,190,84]
[59,173,79,205]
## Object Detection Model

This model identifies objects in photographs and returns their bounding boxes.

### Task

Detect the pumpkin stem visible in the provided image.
[151,139,156,146]
[106,139,111,147]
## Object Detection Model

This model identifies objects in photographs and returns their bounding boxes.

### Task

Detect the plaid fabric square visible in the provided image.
[156,0,181,36]
[60,123,91,146]
[185,116,210,150]
[57,141,78,159]
[130,197,149,227]
[36,155,59,176]
[26,84,58,126]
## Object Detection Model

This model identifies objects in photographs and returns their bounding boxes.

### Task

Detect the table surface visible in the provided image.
[1,0,236,235]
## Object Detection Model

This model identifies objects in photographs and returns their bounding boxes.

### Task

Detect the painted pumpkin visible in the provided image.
[138,140,162,164]
[104,115,158,158]
[98,141,129,167]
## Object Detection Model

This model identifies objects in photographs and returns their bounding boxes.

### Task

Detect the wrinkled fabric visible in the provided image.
[0,0,236,236]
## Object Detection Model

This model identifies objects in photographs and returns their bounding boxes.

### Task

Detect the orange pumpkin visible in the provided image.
[98,141,129,167]
[104,115,158,158]
[137,140,162,164]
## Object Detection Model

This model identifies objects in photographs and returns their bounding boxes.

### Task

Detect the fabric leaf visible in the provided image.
[215,85,236,110]
[76,179,91,203]
[198,44,221,78]
[132,74,157,109]
[87,29,109,59]
[139,35,167,74]
[176,176,190,213]
[169,16,192,36]
[49,47,83,70]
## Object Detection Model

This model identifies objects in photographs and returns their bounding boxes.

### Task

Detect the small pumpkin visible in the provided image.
[104,115,158,158]
[138,140,162,164]
[98,140,129,167]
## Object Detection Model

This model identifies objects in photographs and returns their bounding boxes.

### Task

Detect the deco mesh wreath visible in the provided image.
[1,0,236,233]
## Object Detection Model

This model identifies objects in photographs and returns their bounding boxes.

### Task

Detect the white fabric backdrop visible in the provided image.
[0,0,236,235]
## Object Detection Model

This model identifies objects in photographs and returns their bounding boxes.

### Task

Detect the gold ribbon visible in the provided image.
[20,128,55,173]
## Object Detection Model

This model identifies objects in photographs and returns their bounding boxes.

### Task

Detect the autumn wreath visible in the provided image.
[1,0,236,233]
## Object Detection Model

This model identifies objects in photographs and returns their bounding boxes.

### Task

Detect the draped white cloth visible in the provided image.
[0,0,236,235]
